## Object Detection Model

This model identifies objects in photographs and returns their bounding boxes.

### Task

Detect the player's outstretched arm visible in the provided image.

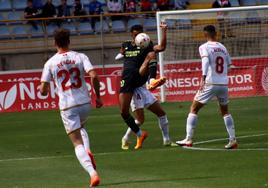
[153,22,167,53]
[88,70,103,108]
[39,82,49,96]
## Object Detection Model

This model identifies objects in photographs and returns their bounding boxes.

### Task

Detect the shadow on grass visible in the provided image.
[100,176,218,187]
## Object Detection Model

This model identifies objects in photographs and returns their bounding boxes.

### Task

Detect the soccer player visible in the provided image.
[121,86,176,150]
[118,23,167,149]
[39,29,102,187]
[176,25,238,149]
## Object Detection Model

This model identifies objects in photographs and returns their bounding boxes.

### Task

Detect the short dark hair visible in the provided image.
[130,25,143,33]
[54,28,70,48]
[203,25,216,36]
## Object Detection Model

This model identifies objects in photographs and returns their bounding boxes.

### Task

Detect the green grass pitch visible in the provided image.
[0,97,268,188]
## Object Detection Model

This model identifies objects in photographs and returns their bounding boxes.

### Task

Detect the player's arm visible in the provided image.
[153,22,167,53]
[115,44,126,61]
[39,82,49,96]
[39,64,51,96]
[199,46,209,90]
[88,70,103,108]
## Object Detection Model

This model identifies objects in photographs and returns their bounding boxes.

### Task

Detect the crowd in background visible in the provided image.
[24,0,235,30]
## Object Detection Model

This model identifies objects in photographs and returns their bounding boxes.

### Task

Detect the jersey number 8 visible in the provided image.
[215,56,224,74]
[57,67,82,91]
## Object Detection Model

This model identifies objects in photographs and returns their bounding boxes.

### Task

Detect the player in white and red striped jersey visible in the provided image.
[176,25,237,149]
[39,29,102,187]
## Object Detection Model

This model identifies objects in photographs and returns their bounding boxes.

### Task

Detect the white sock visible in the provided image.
[74,144,97,177]
[158,115,170,142]
[186,113,198,140]
[80,128,90,152]
[123,119,141,141]
[223,114,236,141]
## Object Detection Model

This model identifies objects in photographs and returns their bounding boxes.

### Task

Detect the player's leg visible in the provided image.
[61,107,99,187]
[147,101,173,145]
[139,52,166,91]
[119,92,148,149]
[217,86,237,149]
[176,86,213,146]
[79,104,97,169]
[68,130,100,187]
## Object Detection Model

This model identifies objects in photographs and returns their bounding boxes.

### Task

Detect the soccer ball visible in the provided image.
[135,33,151,48]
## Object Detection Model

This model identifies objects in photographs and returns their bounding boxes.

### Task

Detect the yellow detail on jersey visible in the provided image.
[125,50,140,57]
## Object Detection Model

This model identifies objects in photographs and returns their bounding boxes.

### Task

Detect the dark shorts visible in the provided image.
[120,69,148,93]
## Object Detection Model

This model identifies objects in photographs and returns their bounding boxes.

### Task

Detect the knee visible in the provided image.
[136,117,145,125]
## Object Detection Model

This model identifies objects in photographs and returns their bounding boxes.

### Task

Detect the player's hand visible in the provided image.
[95,97,103,108]
[160,22,168,32]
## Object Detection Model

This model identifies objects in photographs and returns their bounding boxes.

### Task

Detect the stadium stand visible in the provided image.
[30,25,44,38]
[112,20,126,32]
[13,0,27,10]
[127,18,142,31]
[240,0,257,6]
[77,22,94,35]
[11,25,29,39]
[95,20,110,33]
[144,18,157,31]
[0,0,12,11]
[7,12,23,24]
[61,22,77,35]
[0,26,10,39]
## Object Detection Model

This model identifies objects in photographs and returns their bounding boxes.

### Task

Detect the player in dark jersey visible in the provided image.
[118,23,167,149]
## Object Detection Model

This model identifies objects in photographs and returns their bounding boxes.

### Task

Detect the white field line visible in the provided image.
[0,147,178,163]
[1,133,267,163]
[194,133,268,145]
[183,147,268,151]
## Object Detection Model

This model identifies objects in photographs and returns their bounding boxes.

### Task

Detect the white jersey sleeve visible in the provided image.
[199,45,209,58]
[81,53,94,73]
[41,63,52,83]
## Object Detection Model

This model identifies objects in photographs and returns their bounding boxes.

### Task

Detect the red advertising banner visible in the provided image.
[163,67,256,102]
[0,56,268,113]
[0,72,120,113]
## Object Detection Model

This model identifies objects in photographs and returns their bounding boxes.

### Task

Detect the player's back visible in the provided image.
[199,41,231,85]
[43,51,93,110]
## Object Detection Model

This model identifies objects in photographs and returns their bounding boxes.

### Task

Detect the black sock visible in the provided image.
[123,114,140,134]
[148,60,157,80]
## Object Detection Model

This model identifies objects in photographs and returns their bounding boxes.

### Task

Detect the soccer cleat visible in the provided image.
[176,138,193,147]
[163,140,178,147]
[90,175,100,187]
[134,131,148,150]
[225,140,238,149]
[121,138,130,150]
[87,150,97,170]
[148,77,167,91]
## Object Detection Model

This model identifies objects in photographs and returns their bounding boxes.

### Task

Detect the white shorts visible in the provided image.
[194,85,229,105]
[131,87,158,112]
[60,103,91,134]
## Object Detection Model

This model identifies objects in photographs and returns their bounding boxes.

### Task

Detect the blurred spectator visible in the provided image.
[42,0,57,25]
[212,0,231,8]
[140,0,152,11]
[157,0,169,11]
[107,0,122,21]
[212,0,232,39]
[24,0,40,29]
[74,0,87,16]
[124,0,136,13]
[42,0,57,18]
[174,0,189,10]
[89,0,103,30]
[57,0,71,25]
[58,0,71,17]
